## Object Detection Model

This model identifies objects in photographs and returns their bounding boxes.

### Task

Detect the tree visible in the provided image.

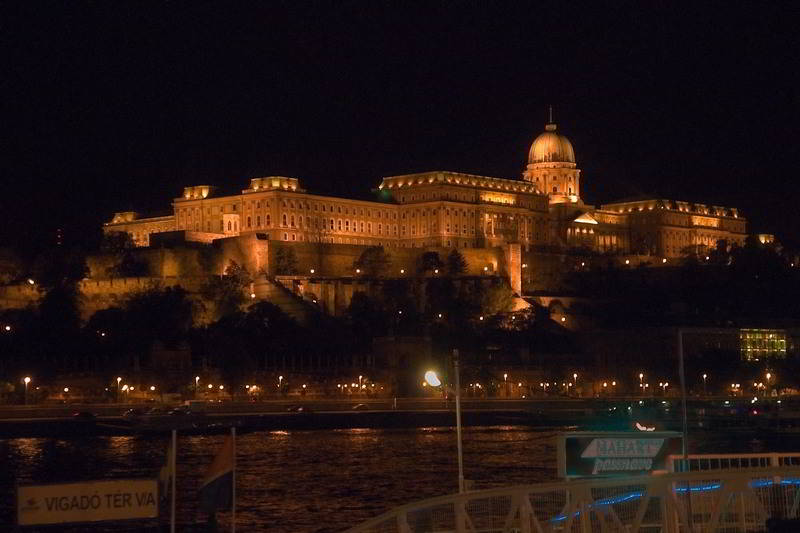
[480,280,515,315]
[445,249,467,276]
[274,245,298,275]
[31,247,88,290]
[205,312,257,396]
[201,260,252,319]
[0,247,23,284]
[124,285,197,351]
[417,251,443,275]
[354,246,391,277]
[100,232,135,255]
[346,292,389,348]
[107,252,149,278]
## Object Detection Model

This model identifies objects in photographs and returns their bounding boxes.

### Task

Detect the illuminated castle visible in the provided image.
[105,118,747,261]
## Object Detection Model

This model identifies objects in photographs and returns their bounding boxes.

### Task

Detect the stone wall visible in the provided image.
[264,240,506,278]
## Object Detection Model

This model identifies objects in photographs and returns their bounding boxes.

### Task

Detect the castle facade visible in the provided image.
[105,120,747,260]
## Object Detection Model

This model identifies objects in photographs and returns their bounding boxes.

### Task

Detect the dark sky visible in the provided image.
[3,2,798,256]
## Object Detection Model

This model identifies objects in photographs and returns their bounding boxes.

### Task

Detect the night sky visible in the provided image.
[4,2,798,257]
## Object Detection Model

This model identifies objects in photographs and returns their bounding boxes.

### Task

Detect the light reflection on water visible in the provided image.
[2,426,797,532]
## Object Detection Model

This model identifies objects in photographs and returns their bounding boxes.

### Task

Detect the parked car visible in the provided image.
[286,405,313,413]
[72,411,96,422]
[122,408,143,420]
[351,403,369,411]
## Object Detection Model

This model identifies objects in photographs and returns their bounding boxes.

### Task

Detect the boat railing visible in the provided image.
[347,466,800,532]
[667,452,800,473]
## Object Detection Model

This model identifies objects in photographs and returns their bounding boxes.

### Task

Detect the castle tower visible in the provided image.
[522,112,581,204]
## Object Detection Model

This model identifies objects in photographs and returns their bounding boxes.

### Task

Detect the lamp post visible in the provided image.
[23,376,31,405]
[195,376,200,398]
[573,373,578,397]
[639,373,644,396]
[766,372,772,395]
[116,376,122,402]
[424,348,464,493]
[702,373,707,396]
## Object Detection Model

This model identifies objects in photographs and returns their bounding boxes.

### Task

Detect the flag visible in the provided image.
[158,439,174,501]
[200,435,234,514]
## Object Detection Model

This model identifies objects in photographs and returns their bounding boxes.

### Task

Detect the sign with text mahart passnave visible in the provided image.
[557,431,682,479]
[17,479,158,526]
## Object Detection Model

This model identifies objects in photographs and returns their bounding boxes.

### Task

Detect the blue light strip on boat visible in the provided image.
[549,491,645,522]
[674,483,721,493]
[548,477,800,523]
[750,478,800,488]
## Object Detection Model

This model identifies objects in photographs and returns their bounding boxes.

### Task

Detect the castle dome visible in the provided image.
[528,123,575,165]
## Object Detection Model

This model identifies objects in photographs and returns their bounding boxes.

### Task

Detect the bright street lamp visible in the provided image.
[424,370,441,387]
[23,376,31,405]
[424,350,465,493]
[702,373,708,396]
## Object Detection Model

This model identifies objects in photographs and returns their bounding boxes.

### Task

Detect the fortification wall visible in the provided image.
[0,284,39,310]
[264,241,505,278]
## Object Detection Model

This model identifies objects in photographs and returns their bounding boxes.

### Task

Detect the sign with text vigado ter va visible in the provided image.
[557,432,682,479]
[17,479,158,526]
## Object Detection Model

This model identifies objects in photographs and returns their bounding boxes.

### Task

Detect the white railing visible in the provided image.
[347,467,800,532]
[668,452,800,473]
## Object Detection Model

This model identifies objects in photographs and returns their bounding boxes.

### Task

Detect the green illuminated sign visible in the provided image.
[558,431,682,479]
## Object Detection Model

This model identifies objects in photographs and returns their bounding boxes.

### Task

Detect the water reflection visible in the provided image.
[2,427,798,532]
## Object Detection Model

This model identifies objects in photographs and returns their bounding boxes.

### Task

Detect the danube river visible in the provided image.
[2,426,799,531]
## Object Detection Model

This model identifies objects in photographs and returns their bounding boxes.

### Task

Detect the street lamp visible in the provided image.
[702,373,708,396]
[278,375,283,389]
[639,373,644,395]
[424,349,464,493]
[116,376,122,401]
[195,376,200,397]
[23,376,31,405]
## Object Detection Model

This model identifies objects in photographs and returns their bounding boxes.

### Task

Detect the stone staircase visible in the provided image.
[251,279,317,325]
